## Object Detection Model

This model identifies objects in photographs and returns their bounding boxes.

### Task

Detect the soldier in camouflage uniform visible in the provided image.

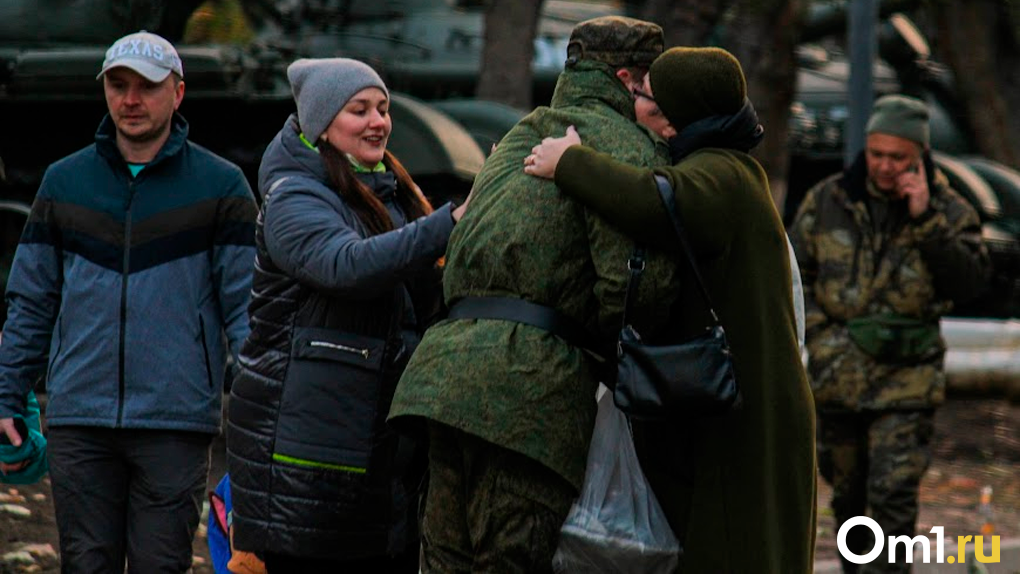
[387,16,680,574]
[789,94,991,573]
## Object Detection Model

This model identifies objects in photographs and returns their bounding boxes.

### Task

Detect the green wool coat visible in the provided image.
[388,62,680,490]
[554,145,817,573]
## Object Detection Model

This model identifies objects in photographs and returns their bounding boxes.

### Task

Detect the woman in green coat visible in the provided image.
[526,46,817,574]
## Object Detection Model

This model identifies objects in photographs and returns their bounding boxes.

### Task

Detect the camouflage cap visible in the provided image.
[566,16,664,68]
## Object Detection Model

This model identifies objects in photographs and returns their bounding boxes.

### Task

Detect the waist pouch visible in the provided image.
[846,313,940,362]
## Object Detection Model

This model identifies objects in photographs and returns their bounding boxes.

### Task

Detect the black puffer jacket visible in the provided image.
[227,115,455,560]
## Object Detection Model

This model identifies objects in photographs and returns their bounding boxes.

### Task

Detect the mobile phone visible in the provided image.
[0,418,29,446]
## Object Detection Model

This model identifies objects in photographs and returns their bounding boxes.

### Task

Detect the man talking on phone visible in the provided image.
[789,94,990,573]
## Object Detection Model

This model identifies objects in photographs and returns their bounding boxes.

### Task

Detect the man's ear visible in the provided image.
[612,68,644,93]
[615,68,638,90]
[173,80,185,110]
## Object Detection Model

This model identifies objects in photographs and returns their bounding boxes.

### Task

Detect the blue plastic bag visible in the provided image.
[208,473,233,574]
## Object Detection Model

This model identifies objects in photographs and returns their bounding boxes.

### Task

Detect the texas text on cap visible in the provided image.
[96,31,184,82]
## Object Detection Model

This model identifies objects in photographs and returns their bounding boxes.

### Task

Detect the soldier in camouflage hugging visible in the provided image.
[388,15,681,574]
[789,94,991,573]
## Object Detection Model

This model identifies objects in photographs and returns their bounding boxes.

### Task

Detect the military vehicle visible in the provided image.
[0,0,523,321]
[2,0,1019,323]
[243,0,1020,320]
[0,0,658,323]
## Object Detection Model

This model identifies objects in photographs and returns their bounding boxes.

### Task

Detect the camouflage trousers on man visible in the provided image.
[818,409,936,574]
[420,422,576,574]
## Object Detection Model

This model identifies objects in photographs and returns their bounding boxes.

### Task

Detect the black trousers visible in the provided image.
[263,546,419,573]
[47,426,212,574]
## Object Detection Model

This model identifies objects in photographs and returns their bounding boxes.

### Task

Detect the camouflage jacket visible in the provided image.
[789,152,990,411]
[388,61,678,490]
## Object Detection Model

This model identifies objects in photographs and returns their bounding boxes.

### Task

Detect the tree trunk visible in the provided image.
[477,0,544,110]
[622,0,803,211]
[720,0,805,212]
[934,1,1020,169]
[632,0,735,48]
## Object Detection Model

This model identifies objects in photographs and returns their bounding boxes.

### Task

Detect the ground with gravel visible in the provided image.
[2,396,1018,573]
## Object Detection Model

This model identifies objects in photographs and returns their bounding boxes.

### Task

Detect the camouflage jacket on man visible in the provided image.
[388,61,678,490]
[789,152,990,411]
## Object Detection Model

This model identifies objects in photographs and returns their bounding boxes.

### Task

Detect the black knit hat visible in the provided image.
[566,16,664,68]
[649,47,747,133]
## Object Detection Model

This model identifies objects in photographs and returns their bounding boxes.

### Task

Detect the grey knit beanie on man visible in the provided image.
[286,58,389,143]
[866,94,930,148]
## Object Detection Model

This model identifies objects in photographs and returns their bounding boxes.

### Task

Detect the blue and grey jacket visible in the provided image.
[0,113,257,433]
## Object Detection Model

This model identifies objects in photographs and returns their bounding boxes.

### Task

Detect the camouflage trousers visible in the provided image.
[818,409,935,574]
[420,422,575,574]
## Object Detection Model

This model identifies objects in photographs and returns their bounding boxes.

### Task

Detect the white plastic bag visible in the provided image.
[552,385,680,573]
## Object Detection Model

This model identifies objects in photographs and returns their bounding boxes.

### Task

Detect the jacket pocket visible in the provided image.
[274,327,387,473]
[198,315,214,389]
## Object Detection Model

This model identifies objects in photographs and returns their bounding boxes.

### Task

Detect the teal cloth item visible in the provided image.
[0,391,49,485]
[127,163,145,177]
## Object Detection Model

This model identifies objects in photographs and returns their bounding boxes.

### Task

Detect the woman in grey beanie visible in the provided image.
[226,57,468,572]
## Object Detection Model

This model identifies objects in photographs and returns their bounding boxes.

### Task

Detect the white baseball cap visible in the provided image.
[97,31,184,82]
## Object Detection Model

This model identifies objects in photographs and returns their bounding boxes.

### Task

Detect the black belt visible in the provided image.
[447,296,607,361]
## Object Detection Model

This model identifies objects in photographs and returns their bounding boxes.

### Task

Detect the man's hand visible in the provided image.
[453,186,475,222]
[524,126,582,180]
[897,159,930,218]
[0,417,28,476]
[0,417,22,448]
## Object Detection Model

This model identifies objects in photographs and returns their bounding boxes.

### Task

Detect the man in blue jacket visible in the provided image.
[0,31,257,572]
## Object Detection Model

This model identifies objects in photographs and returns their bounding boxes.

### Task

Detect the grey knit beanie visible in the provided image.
[866,94,929,148]
[286,58,389,143]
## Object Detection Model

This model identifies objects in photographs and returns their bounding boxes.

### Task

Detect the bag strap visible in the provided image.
[654,175,721,325]
[620,247,645,331]
[448,296,608,361]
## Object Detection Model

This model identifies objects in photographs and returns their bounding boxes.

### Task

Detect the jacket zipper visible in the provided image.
[199,315,214,389]
[116,180,135,427]
[309,340,370,360]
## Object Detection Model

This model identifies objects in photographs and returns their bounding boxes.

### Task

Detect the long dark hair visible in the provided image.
[319,142,434,236]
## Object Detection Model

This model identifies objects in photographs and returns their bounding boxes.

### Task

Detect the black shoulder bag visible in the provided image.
[612,176,741,419]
